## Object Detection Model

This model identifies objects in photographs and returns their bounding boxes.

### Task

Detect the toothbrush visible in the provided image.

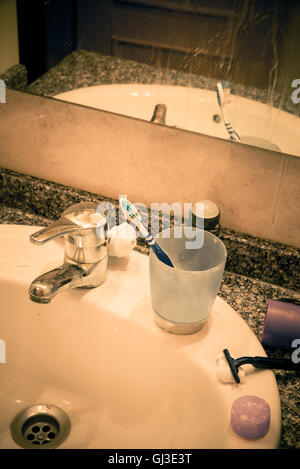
[216,82,240,141]
[119,198,174,268]
[223,348,300,384]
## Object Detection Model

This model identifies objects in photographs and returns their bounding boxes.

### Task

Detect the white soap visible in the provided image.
[65,211,105,227]
[109,223,137,257]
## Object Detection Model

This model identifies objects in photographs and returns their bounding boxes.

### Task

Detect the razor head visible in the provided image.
[223,349,240,383]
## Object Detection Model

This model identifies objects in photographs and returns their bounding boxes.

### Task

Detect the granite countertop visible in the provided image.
[0,167,299,449]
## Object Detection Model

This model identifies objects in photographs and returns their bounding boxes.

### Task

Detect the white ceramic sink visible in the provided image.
[0,225,281,449]
[55,84,300,157]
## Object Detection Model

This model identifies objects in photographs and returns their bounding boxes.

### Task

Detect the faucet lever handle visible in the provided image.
[30,220,82,245]
[150,103,167,124]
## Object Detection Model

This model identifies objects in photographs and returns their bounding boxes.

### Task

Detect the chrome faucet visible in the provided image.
[150,104,167,125]
[29,202,109,303]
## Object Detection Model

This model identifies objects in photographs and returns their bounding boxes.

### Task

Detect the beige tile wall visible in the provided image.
[270,157,300,247]
[1,89,299,248]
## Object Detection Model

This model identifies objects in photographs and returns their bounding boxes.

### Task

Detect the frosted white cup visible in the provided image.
[149,227,227,334]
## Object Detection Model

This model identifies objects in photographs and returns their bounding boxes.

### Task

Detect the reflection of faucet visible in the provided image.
[29,202,109,304]
[150,104,167,124]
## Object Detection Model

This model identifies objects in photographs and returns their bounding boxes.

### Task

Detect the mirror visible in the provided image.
[1,0,300,157]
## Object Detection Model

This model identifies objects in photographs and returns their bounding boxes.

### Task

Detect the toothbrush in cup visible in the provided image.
[119,198,174,268]
[216,81,240,142]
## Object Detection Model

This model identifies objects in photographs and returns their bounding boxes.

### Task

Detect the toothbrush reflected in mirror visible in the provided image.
[216,82,240,142]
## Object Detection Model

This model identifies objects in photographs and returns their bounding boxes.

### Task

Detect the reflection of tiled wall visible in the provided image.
[1,89,299,248]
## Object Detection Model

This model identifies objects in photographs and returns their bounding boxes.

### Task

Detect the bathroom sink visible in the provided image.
[55,84,300,157]
[0,225,281,449]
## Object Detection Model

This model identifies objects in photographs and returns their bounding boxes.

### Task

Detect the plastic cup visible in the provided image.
[149,227,227,334]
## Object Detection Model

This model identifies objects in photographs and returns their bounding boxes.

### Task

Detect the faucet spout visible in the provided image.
[29,263,85,303]
[150,103,167,124]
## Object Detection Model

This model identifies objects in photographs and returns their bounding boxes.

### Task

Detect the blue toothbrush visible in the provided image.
[216,81,240,141]
[119,198,174,268]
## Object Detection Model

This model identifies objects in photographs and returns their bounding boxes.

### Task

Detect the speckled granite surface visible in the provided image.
[1,168,299,291]
[24,49,299,118]
[0,167,299,448]
[0,64,27,91]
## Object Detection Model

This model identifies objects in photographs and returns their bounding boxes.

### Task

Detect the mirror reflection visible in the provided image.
[1,0,300,157]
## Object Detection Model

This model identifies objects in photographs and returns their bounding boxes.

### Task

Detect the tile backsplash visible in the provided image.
[0,88,299,248]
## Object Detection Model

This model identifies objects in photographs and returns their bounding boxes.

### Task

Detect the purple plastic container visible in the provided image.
[261,299,300,351]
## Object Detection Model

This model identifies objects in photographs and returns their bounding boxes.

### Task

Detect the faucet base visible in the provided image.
[28,201,110,303]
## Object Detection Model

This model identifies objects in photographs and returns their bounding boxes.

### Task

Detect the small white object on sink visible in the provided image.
[109,222,137,257]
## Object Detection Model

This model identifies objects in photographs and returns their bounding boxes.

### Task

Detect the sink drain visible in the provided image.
[10,404,70,449]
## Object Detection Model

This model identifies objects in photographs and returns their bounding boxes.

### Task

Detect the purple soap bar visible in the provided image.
[231,395,271,439]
